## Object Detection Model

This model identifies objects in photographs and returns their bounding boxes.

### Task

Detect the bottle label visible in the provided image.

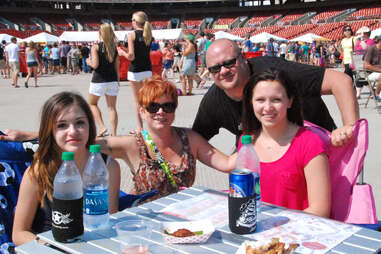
[253,172,261,196]
[52,197,84,243]
[84,189,109,215]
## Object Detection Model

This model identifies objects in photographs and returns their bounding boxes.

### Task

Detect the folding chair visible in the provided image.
[0,134,36,253]
[365,73,381,112]
[304,120,380,229]
[352,54,381,112]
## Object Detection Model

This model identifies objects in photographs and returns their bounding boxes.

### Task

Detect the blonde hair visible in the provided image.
[132,11,152,46]
[99,23,117,63]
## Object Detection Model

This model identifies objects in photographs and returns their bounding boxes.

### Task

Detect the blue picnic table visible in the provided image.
[16,186,381,254]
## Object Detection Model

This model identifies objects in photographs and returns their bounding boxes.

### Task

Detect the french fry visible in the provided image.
[245,238,299,254]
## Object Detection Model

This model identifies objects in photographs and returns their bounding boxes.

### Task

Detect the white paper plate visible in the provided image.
[161,220,215,244]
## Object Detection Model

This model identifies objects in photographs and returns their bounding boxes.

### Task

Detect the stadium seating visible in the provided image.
[349,20,379,34]
[203,28,225,34]
[116,22,132,30]
[275,24,317,39]
[311,10,345,23]
[76,16,103,31]
[247,15,274,27]
[183,28,198,35]
[184,19,203,29]
[347,7,381,21]
[308,22,346,38]
[230,27,255,37]
[215,17,235,25]
[278,14,303,25]
[251,25,283,35]
[151,20,169,29]
[0,4,379,42]
[0,14,40,31]
[41,15,72,31]
[0,29,29,39]
[371,22,381,30]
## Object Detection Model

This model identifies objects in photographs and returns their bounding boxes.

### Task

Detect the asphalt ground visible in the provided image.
[1,70,380,220]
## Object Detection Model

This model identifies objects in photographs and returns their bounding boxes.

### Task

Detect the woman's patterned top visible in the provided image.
[132,127,196,200]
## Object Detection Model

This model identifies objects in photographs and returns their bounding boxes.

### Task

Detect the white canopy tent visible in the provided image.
[0,34,21,43]
[22,32,59,43]
[114,31,131,41]
[213,31,244,41]
[60,29,184,42]
[250,32,287,43]
[152,29,183,40]
[59,31,99,42]
[290,33,329,43]
[371,28,381,39]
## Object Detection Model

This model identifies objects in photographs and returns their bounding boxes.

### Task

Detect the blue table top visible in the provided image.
[16,186,381,254]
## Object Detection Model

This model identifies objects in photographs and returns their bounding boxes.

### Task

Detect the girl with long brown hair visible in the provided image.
[118,11,153,130]
[87,23,120,137]
[12,92,120,246]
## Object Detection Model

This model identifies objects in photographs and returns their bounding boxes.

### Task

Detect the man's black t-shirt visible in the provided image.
[80,46,90,59]
[192,56,336,144]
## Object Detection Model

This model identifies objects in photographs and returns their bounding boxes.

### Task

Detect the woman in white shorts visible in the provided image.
[87,23,120,137]
[118,11,152,130]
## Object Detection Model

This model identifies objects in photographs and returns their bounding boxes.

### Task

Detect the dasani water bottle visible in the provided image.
[236,135,261,212]
[83,145,109,229]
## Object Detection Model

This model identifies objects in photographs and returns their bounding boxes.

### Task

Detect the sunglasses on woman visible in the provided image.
[208,56,239,74]
[145,102,176,114]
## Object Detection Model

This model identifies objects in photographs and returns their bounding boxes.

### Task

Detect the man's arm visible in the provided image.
[364,61,381,73]
[321,69,359,146]
[0,129,38,142]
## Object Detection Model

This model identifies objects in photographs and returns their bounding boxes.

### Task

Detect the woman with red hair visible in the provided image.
[97,76,235,199]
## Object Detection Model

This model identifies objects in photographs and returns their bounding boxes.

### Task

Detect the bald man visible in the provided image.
[192,39,359,147]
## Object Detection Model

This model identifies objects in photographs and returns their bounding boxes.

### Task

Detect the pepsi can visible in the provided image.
[229,169,254,198]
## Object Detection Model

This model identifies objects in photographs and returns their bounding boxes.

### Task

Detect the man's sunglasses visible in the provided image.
[344,28,352,32]
[145,102,176,114]
[208,56,239,74]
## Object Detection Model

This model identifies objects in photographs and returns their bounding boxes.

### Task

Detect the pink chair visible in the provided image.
[237,119,378,225]
[304,119,378,224]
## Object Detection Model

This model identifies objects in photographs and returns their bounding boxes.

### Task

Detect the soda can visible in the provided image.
[229,169,254,198]
[229,169,257,234]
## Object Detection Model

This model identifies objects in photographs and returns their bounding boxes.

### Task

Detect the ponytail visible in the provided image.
[143,21,152,47]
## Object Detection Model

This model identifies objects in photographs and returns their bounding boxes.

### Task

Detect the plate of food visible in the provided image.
[161,220,215,244]
[236,238,299,254]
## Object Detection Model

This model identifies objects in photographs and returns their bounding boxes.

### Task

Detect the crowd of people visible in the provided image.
[3,9,378,247]
[0,38,92,88]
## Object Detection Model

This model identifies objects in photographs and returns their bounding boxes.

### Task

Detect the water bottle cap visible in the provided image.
[241,135,252,144]
[62,151,74,161]
[89,144,101,153]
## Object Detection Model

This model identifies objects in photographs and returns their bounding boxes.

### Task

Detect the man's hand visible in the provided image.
[0,129,38,142]
[330,124,354,147]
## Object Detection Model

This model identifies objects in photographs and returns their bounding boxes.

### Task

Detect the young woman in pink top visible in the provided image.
[241,68,331,217]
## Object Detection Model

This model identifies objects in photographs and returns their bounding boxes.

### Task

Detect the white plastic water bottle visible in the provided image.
[236,135,261,213]
[83,145,109,229]
[52,152,83,242]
